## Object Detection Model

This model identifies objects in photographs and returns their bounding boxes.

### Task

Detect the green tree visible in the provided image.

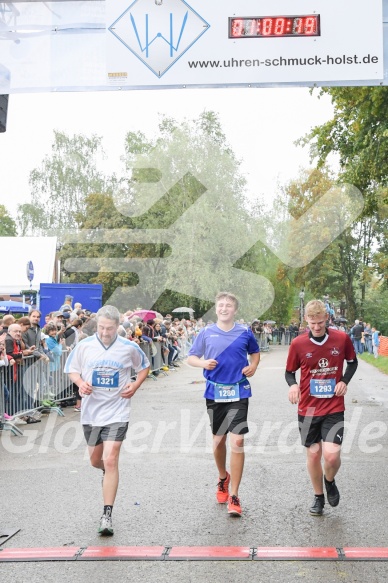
[60,192,170,306]
[259,265,295,325]
[363,285,388,336]
[304,87,388,200]
[278,167,382,321]
[17,131,112,235]
[302,87,388,308]
[0,204,17,236]
[61,112,275,319]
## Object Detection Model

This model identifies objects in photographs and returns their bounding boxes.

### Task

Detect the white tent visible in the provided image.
[0,237,57,296]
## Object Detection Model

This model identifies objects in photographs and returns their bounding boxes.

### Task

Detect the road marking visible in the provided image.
[1,546,388,562]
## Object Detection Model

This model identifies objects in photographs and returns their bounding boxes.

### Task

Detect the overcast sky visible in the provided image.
[0,87,334,218]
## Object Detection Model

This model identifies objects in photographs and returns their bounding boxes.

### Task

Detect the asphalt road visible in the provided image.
[1,346,388,582]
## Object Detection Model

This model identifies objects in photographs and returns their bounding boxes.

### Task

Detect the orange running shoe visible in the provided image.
[228,495,242,516]
[216,472,230,504]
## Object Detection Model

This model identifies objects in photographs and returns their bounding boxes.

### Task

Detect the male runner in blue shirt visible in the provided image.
[188,292,260,516]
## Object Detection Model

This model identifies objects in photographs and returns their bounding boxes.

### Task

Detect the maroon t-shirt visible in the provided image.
[286,329,356,417]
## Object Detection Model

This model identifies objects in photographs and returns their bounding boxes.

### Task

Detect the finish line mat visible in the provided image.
[1,546,388,562]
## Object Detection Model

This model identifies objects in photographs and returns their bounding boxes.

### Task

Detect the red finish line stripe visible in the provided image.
[81,546,165,560]
[344,548,388,559]
[0,547,79,561]
[2,546,388,562]
[167,546,251,559]
[254,547,339,560]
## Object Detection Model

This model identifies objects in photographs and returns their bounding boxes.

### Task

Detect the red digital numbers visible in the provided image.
[305,16,318,35]
[230,15,320,38]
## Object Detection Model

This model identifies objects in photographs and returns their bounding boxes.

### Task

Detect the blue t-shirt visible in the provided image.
[188,324,260,400]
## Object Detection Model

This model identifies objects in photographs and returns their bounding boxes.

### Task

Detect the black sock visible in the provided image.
[325,476,334,484]
[315,494,324,499]
[103,505,113,517]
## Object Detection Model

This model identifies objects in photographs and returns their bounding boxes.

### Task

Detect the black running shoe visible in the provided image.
[324,477,340,507]
[309,495,325,516]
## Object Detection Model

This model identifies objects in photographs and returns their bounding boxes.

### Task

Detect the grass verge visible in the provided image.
[359,353,388,375]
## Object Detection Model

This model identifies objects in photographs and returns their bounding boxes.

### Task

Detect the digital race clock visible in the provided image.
[229,15,320,39]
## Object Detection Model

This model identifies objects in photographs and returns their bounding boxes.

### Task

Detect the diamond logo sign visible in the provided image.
[108,0,210,78]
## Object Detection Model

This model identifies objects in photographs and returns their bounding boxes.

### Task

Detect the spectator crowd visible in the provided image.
[0,294,384,429]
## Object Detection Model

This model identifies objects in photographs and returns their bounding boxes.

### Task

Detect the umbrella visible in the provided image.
[264,320,276,325]
[130,309,162,321]
[0,300,30,313]
[172,307,195,313]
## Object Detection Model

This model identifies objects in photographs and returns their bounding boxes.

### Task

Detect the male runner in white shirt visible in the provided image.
[65,305,149,535]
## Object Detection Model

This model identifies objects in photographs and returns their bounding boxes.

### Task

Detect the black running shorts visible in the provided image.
[206,398,249,436]
[298,412,345,448]
[83,422,129,446]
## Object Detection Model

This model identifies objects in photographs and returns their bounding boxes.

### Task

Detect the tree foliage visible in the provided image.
[277,167,386,321]
[300,88,388,321]
[305,87,388,202]
[0,204,17,236]
[17,131,112,235]
[61,112,277,318]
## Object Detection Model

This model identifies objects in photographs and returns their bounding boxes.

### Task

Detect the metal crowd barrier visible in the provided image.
[0,354,70,436]
[256,330,299,347]
[254,333,270,352]
[139,340,169,380]
[0,338,179,437]
[269,330,293,345]
[253,330,300,349]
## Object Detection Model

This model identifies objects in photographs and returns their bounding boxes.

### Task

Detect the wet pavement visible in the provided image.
[1,346,388,582]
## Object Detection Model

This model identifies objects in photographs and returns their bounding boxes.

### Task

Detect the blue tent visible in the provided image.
[0,300,30,313]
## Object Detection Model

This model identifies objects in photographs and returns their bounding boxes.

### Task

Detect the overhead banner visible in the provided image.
[0,0,384,92]
[107,0,384,86]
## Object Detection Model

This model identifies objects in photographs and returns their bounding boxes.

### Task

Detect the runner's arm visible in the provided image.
[187,355,218,370]
[340,357,358,385]
[242,352,260,377]
[68,372,93,395]
[285,370,300,404]
[121,366,150,399]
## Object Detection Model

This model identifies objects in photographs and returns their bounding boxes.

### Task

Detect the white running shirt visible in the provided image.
[64,334,149,426]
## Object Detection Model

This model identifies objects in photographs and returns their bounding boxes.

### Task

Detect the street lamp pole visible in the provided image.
[299,290,305,326]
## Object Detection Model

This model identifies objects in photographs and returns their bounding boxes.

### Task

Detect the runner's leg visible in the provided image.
[322,442,341,481]
[101,440,123,506]
[213,434,227,478]
[229,433,244,496]
[306,442,324,494]
[89,443,105,471]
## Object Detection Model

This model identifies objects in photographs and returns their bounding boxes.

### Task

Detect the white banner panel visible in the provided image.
[106,0,384,86]
[0,0,384,92]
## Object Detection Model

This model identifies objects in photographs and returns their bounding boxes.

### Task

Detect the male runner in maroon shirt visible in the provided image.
[285,300,357,515]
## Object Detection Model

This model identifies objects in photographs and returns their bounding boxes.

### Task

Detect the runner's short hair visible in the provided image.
[305,300,327,318]
[215,292,239,310]
[96,305,120,324]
